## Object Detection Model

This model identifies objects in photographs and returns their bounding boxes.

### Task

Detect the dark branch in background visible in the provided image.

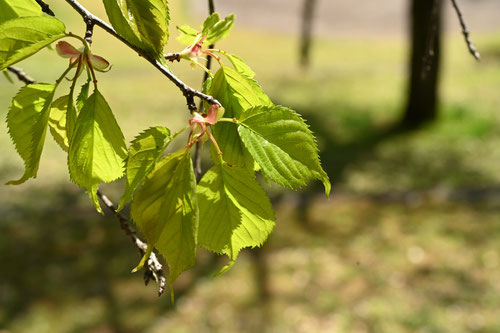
[450,0,480,60]
[7,66,35,84]
[97,190,166,296]
[204,0,216,76]
[64,0,221,111]
[35,0,55,16]
[300,0,317,68]
[421,0,440,78]
[6,66,167,296]
[208,0,215,14]
[194,0,216,179]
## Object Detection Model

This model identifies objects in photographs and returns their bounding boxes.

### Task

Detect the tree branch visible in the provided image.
[164,52,181,62]
[84,18,95,45]
[450,0,480,60]
[64,0,221,111]
[96,190,166,296]
[35,0,55,16]
[7,66,35,84]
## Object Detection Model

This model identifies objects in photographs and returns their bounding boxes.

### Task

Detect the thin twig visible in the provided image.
[450,0,480,60]
[7,66,35,84]
[35,0,55,16]
[6,66,167,296]
[194,0,216,179]
[165,52,181,62]
[64,0,221,111]
[96,190,166,296]
[84,19,95,45]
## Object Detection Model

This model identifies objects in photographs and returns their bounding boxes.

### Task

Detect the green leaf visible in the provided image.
[0,16,66,70]
[176,13,234,46]
[198,163,275,272]
[102,0,169,59]
[225,54,255,78]
[175,24,198,45]
[216,51,255,78]
[68,90,127,213]
[131,148,198,286]
[0,0,42,21]
[66,91,77,143]
[202,13,220,34]
[206,14,235,45]
[211,66,271,118]
[76,80,90,111]
[66,79,90,142]
[48,95,70,152]
[200,76,212,111]
[238,105,331,196]
[118,126,172,211]
[202,77,212,94]
[210,66,271,169]
[6,83,55,184]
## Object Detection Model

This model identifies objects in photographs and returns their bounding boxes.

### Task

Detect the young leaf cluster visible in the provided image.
[1,0,330,297]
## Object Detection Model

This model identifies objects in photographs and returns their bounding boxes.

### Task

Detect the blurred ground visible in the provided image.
[1,0,500,332]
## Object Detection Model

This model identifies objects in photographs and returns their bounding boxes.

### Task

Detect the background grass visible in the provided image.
[1,1,500,332]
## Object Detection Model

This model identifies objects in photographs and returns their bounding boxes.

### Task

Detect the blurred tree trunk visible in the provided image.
[402,0,442,128]
[300,0,317,68]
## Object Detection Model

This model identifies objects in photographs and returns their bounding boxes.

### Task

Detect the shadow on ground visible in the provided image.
[0,186,219,332]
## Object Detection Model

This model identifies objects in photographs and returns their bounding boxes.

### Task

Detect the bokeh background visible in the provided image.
[1,0,500,332]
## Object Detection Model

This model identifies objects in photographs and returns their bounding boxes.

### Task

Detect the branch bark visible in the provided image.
[7,66,35,85]
[450,0,480,60]
[35,0,55,16]
[164,52,181,62]
[96,190,166,296]
[64,0,221,111]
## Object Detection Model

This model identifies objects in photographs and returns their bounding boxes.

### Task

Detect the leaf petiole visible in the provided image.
[217,117,239,124]
[173,124,190,138]
[55,61,78,87]
[66,32,91,54]
[85,53,99,89]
